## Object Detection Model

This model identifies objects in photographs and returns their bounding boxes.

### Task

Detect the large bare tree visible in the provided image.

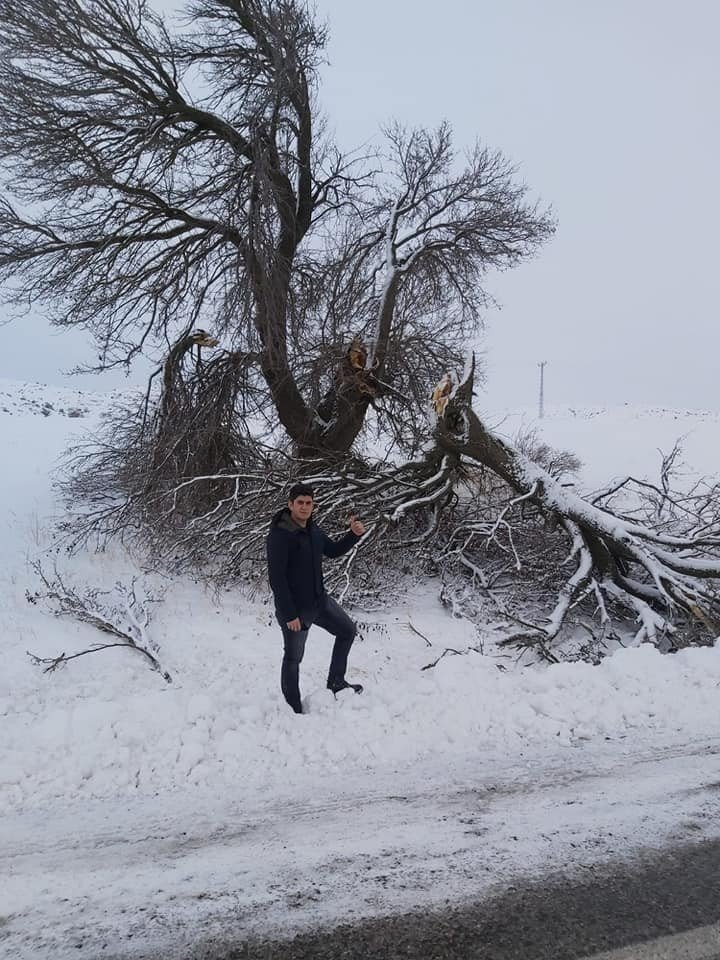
[5,0,719,657]
[0,0,552,460]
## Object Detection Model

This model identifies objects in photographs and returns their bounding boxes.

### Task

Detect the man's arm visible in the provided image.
[321,527,362,559]
[266,529,297,621]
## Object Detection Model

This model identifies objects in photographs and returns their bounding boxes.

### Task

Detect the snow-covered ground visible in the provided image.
[2,379,720,959]
[488,401,720,487]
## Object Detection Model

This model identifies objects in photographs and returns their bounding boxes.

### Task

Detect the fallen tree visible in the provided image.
[64,357,720,661]
[434,362,720,654]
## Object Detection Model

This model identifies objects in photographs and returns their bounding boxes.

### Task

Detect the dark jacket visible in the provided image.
[266,508,361,622]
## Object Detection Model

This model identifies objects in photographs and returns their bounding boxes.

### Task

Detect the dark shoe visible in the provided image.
[327,678,364,696]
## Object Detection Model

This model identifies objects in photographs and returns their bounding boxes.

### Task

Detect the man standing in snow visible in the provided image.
[266,482,365,714]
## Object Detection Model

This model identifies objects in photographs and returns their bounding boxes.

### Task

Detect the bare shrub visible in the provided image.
[513,425,583,480]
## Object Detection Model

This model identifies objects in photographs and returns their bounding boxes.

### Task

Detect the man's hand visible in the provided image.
[286,618,302,631]
[350,515,365,537]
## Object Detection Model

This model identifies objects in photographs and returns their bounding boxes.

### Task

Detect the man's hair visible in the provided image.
[287,482,315,501]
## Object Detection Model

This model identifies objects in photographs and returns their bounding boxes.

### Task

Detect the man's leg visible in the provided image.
[312,595,359,690]
[279,624,308,714]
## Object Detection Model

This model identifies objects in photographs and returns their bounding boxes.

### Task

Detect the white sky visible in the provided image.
[1,0,718,410]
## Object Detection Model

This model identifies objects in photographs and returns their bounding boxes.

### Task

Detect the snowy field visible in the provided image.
[2,378,720,959]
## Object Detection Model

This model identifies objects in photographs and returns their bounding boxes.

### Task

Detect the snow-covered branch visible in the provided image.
[26,563,171,682]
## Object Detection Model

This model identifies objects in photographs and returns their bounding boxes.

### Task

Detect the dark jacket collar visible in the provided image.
[271,507,313,533]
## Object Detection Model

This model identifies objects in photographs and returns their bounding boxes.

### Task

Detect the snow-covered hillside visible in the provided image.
[3,378,720,959]
[488,402,720,488]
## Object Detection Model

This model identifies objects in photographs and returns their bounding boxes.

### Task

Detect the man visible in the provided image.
[266,482,365,714]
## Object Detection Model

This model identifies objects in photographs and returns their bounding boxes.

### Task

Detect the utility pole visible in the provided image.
[538,361,547,419]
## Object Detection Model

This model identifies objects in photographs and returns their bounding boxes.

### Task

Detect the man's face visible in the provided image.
[288,495,314,525]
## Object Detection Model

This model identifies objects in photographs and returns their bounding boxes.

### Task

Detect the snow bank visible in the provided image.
[2,380,720,818]
[4,575,720,816]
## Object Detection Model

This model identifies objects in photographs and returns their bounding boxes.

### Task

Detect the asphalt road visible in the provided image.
[182,839,720,960]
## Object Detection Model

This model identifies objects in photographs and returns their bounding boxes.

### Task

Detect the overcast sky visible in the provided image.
[1,0,718,411]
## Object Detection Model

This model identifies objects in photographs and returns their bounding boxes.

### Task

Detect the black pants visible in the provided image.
[278,594,356,713]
